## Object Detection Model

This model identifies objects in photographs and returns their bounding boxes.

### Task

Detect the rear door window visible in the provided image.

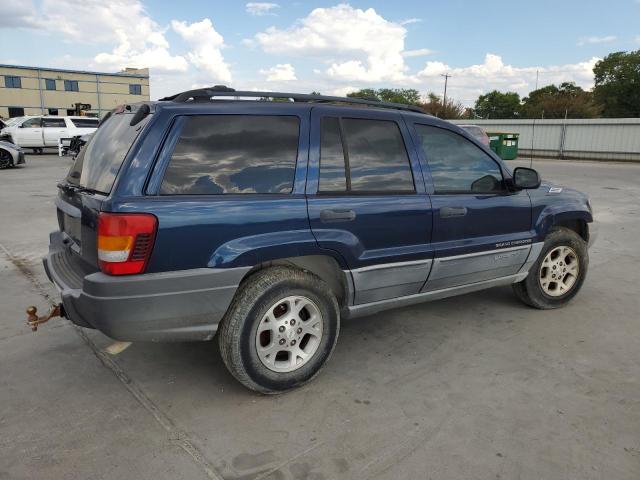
[160,115,299,195]
[66,112,150,193]
[318,117,414,193]
[42,118,66,128]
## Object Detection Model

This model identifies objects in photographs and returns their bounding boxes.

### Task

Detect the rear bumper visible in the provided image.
[43,231,249,341]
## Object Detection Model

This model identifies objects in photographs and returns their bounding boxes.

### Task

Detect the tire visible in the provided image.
[218,266,340,394]
[0,149,12,169]
[513,227,588,309]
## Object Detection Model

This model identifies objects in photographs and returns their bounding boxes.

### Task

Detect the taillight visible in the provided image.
[98,213,157,275]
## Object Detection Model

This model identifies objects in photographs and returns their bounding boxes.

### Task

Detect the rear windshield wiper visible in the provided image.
[57,182,101,195]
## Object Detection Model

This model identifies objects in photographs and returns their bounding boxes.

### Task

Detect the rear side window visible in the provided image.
[415,124,504,194]
[66,112,150,193]
[160,115,299,195]
[318,117,414,193]
[71,118,99,128]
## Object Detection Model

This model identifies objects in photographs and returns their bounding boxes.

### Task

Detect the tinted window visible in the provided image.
[71,118,99,128]
[342,118,414,192]
[42,118,66,128]
[21,117,41,128]
[5,76,21,88]
[8,107,24,118]
[319,117,347,191]
[48,108,58,115]
[64,80,79,92]
[161,115,299,195]
[45,79,56,90]
[66,112,150,193]
[129,84,142,95]
[416,125,504,194]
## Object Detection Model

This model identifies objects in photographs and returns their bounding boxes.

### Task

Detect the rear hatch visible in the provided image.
[56,109,151,268]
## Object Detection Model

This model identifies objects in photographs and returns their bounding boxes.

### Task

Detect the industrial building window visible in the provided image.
[45,79,56,90]
[48,108,58,115]
[4,76,21,88]
[8,107,24,118]
[129,84,142,95]
[64,80,79,92]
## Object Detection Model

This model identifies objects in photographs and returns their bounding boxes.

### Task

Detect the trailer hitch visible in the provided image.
[26,304,64,332]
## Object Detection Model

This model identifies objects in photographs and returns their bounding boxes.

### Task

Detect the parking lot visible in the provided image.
[1,153,639,480]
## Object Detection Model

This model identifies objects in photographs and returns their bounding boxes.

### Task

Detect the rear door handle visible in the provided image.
[440,206,468,218]
[320,209,356,223]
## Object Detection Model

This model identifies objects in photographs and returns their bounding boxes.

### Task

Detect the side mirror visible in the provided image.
[513,167,541,189]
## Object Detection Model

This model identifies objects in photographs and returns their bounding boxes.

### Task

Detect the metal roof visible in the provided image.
[0,64,148,78]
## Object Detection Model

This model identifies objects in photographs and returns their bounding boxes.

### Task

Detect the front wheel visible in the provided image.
[218,266,340,394]
[513,227,589,309]
[0,149,13,169]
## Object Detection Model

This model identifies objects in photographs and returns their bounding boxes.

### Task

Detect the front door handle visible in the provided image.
[440,206,468,218]
[320,209,356,223]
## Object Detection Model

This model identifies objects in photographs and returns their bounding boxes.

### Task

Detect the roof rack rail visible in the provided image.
[159,85,426,114]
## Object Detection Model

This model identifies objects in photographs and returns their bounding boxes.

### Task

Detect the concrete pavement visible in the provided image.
[1,154,638,480]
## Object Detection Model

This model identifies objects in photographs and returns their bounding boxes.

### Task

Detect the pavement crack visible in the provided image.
[1,241,225,480]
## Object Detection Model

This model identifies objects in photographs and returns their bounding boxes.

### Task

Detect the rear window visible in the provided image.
[71,118,99,128]
[66,113,149,193]
[160,115,299,195]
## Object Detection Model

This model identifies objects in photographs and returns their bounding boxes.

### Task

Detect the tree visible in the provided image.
[418,93,465,119]
[347,88,421,105]
[593,50,640,117]
[474,90,521,119]
[520,82,600,119]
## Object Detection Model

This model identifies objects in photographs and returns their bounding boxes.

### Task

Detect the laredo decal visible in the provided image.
[495,239,533,248]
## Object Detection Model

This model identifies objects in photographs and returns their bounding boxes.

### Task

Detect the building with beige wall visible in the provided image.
[0,64,149,119]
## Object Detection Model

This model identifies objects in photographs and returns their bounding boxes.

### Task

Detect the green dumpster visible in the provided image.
[486,132,519,160]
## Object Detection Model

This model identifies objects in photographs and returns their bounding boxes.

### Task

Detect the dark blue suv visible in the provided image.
[44,87,595,393]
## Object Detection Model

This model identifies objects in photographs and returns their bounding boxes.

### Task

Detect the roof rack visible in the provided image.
[159,85,426,114]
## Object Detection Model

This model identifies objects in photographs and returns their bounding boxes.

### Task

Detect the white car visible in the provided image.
[0,115,99,152]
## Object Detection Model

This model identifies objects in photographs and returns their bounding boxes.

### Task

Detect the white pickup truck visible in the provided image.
[0,116,99,152]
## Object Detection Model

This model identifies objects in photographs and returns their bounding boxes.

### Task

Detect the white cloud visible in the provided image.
[246,2,280,16]
[260,64,297,81]
[251,4,409,82]
[577,35,616,46]
[3,0,188,73]
[402,48,434,58]
[414,53,599,105]
[172,19,232,84]
[399,18,422,25]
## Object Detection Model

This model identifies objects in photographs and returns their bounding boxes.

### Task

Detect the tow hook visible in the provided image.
[26,304,64,332]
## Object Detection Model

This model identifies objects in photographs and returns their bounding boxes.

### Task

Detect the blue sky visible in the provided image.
[2,0,637,105]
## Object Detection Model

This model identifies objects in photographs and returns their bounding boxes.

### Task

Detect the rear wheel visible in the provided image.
[513,227,588,309]
[219,266,340,394]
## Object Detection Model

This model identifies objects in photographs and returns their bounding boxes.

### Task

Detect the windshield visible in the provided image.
[66,112,150,194]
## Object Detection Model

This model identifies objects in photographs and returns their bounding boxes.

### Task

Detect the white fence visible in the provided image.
[451,118,640,161]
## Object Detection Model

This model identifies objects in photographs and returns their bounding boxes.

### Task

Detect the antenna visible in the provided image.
[441,73,451,118]
[529,69,539,168]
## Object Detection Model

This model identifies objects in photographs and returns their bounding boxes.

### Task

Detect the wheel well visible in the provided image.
[553,219,589,242]
[240,255,350,306]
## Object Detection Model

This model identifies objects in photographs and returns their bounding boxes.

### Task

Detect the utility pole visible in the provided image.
[441,73,451,118]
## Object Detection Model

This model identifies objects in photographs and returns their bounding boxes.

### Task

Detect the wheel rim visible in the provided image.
[255,295,323,373]
[539,246,579,297]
